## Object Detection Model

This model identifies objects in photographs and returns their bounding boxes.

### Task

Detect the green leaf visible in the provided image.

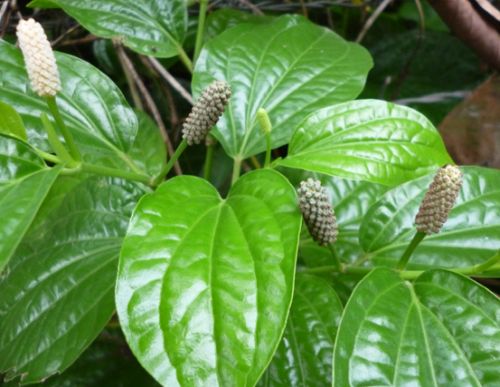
[116,169,301,386]
[0,101,27,140]
[0,166,61,273]
[28,0,187,58]
[259,274,343,386]
[128,111,167,180]
[0,134,44,183]
[360,166,500,269]
[333,268,500,386]
[193,15,372,159]
[0,177,145,384]
[205,9,273,42]
[278,99,453,186]
[0,40,141,172]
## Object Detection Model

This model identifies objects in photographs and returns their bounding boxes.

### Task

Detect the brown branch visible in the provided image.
[427,0,500,70]
[114,43,182,175]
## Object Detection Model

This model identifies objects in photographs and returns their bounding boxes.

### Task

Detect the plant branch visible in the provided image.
[396,231,426,270]
[194,0,208,63]
[356,0,393,43]
[231,157,242,185]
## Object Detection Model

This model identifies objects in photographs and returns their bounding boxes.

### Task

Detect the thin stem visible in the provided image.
[40,113,74,165]
[328,244,342,272]
[250,156,262,169]
[396,231,426,270]
[256,108,272,168]
[80,163,152,185]
[231,157,242,185]
[472,250,500,273]
[177,45,193,74]
[35,148,61,164]
[193,0,208,63]
[203,137,215,181]
[46,96,81,162]
[162,139,188,180]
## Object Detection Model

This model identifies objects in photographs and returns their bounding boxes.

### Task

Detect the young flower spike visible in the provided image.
[415,165,463,234]
[182,80,231,145]
[298,178,338,246]
[16,18,61,97]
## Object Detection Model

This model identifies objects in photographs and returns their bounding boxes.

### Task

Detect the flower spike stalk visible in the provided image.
[16,18,61,97]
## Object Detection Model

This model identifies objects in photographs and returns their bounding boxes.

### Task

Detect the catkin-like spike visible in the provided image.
[415,165,463,234]
[16,18,61,97]
[182,80,231,145]
[298,178,338,246]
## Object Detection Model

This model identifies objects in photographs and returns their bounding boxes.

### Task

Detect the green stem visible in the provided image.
[40,113,74,165]
[256,108,272,168]
[178,46,193,74]
[250,156,262,169]
[231,157,242,185]
[203,138,215,181]
[162,139,188,179]
[35,148,61,164]
[80,163,152,185]
[396,231,426,270]
[46,96,81,162]
[193,0,208,63]
[328,244,342,272]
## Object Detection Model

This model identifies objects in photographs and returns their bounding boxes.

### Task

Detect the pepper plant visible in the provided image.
[0,1,499,386]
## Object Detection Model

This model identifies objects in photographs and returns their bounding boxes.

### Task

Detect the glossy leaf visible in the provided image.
[0,177,145,383]
[333,268,500,386]
[205,9,272,42]
[0,101,27,140]
[0,134,44,183]
[0,40,142,172]
[28,0,187,58]
[259,274,343,386]
[193,15,372,159]
[278,99,453,186]
[116,169,301,386]
[0,166,61,273]
[128,111,167,179]
[360,166,500,269]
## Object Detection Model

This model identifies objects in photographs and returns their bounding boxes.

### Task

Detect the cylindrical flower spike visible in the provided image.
[415,165,463,234]
[182,80,231,145]
[297,178,338,246]
[16,18,61,97]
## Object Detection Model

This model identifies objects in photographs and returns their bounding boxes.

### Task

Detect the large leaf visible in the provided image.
[360,166,500,269]
[0,101,27,140]
[0,135,60,272]
[0,40,142,172]
[0,177,145,384]
[193,15,372,159]
[259,274,343,386]
[116,169,301,386]
[278,99,453,186]
[28,0,187,58]
[333,268,500,386]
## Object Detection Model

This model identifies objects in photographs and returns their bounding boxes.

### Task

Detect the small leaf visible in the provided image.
[333,268,500,386]
[0,177,145,383]
[278,99,453,186]
[116,169,301,386]
[259,274,343,386]
[360,166,500,269]
[0,40,141,172]
[193,15,372,159]
[0,101,27,140]
[28,0,187,58]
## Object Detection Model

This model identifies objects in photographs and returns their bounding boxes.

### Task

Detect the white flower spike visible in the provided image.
[16,18,61,97]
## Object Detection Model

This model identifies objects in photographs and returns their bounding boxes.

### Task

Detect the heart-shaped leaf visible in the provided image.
[277,99,453,186]
[0,135,61,272]
[0,101,27,140]
[259,274,343,386]
[359,166,500,269]
[333,268,500,386]
[0,177,145,384]
[0,40,142,172]
[193,15,372,159]
[116,169,301,386]
[28,0,188,58]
